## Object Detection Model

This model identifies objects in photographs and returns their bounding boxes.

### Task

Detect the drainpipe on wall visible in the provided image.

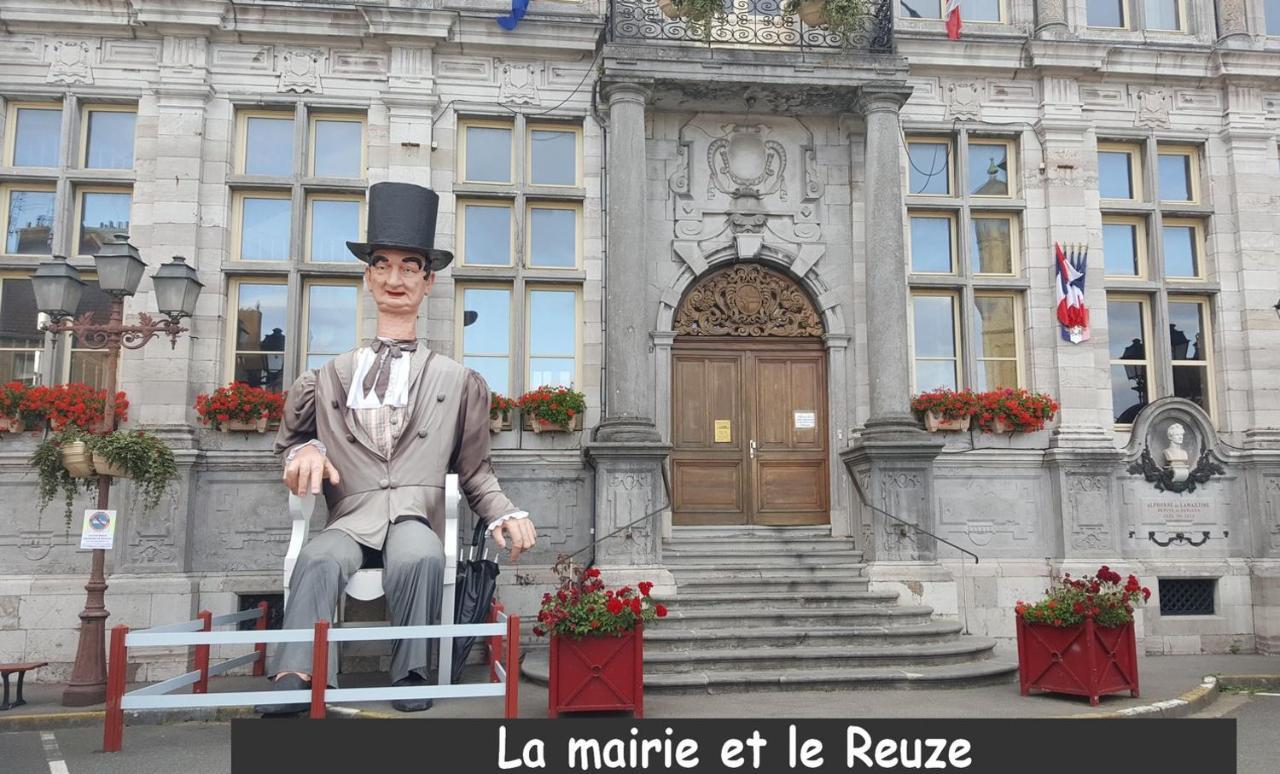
[587,51,609,570]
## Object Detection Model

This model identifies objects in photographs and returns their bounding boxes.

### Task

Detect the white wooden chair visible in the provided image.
[283,474,459,687]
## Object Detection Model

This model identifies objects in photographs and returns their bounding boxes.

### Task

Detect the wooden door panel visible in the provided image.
[756,459,828,514]
[673,461,744,511]
[672,350,746,525]
[754,355,823,449]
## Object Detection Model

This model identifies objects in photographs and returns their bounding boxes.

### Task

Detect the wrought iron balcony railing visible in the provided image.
[609,0,895,53]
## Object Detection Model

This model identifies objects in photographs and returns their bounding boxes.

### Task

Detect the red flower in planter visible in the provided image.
[536,556,664,639]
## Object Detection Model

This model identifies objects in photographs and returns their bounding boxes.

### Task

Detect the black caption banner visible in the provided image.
[232,718,1236,774]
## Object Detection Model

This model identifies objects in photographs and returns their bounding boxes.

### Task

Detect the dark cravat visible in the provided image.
[362,339,418,403]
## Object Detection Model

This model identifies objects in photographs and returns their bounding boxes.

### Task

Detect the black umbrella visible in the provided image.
[451,518,499,683]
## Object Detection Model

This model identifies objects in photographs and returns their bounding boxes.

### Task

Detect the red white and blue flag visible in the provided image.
[1055,242,1090,343]
[944,0,962,39]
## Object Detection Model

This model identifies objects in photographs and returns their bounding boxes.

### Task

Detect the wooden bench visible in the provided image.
[0,662,47,711]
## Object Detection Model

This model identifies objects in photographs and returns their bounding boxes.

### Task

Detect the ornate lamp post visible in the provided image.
[32,234,203,706]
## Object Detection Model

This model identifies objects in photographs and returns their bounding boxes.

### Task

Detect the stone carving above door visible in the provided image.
[707,125,787,200]
[674,264,822,337]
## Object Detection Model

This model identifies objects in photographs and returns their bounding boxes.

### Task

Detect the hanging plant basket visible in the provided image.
[61,441,97,478]
[795,0,829,25]
[924,411,970,432]
[91,452,130,479]
[657,0,681,18]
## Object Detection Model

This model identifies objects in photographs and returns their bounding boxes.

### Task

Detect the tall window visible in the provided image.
[899,0,1003,22]
[906,132,1025,392]
[454,117,583,403]
[1,99,136,387]
[1099,138,1214,423]
[225,106,367,389]
[1085,0,1185,30]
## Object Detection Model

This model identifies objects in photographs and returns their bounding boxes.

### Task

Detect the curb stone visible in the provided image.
[1070,675,1219,719]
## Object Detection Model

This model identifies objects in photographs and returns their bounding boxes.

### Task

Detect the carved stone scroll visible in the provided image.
[674,264,822,337]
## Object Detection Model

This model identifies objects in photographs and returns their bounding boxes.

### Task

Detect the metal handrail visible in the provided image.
[850,471,976,635]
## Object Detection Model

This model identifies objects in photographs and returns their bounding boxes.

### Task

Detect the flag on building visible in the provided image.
[944,0,962,39]
[497,0,530,30]
[1055,243,1090,343]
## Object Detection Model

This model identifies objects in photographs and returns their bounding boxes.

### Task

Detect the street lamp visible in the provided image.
[33,234,203,707]
[1273,297,1279,321]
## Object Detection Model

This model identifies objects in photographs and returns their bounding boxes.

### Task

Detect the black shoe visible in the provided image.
[254,673,311,716]
[391,673,434,713]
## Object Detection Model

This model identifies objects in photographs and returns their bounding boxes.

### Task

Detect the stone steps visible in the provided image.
[522,653,1017,694]
[659,590,900,610]
[676,577,872,594]
[643,638,1002,673]
[642,621,968,651]
[669,526,834,540]
[664,552,869,567]
[661,605,937,629]
[663,564,869,580]
[663,538,860,555]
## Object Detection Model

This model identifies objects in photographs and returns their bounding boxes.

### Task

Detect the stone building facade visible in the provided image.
[0,0,1278,683]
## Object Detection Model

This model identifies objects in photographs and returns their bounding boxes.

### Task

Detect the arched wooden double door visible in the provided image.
[670,264,830,526]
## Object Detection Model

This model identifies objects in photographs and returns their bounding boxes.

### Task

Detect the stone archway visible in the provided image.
[669,263,830,526]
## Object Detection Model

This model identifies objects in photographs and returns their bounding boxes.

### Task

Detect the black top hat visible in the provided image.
[346,182,454,271]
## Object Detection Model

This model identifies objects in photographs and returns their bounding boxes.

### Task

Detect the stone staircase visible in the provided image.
[524,526,1015,694]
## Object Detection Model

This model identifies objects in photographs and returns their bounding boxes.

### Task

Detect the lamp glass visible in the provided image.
[31,256,86,318]
[152,256,204,318]
[93,233,146,296]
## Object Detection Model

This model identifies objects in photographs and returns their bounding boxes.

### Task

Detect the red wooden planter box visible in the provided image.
[548,625,643,718]
[1016,615,1139,706]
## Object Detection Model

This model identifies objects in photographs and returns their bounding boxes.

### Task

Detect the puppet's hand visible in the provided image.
[491,516,536,562]
[282,445,340,497]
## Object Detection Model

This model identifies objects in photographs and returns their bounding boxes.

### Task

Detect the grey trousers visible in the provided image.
[269,518,444,686]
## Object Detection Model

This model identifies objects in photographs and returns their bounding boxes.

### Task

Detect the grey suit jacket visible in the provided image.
[274,346,518,545]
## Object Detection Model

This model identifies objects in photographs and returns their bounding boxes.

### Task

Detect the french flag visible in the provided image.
[1055,243,1090,343]
[944,0,962,39]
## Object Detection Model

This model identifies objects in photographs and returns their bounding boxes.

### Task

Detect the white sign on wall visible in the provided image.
[80,509,117,550]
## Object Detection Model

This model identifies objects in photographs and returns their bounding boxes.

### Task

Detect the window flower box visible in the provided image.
[490,392,516,434]
[517,386,585,435]
[221,415,269,433]
[924,411,970,433]
[195,382,284,433]
[524,414,583,434]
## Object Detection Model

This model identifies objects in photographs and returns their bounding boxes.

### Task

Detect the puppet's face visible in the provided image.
[365,248,434,317]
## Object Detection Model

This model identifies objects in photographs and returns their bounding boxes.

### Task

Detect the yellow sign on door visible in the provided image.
[714,420,731,443]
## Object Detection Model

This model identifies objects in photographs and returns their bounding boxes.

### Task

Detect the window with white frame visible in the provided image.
[224,105,367,390]
[898,0,1003,21]
[1085,0,1185,30]
[906,132,1025,392]
[1,98,137,387]
[1099,138,1215,423]
[454,116,583,405]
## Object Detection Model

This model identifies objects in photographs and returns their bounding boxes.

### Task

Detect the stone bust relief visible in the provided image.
[1163,422,1191,482]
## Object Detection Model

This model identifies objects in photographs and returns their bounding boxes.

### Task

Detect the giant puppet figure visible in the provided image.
[255,182,536,715]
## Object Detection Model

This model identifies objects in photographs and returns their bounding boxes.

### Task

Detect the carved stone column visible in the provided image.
[1214,0,1249,40]
[842,82,946,577]
[1034,0,1069,36]
[596,79,661,443]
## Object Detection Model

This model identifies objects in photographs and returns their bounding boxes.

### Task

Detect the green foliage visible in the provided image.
[1017,566,1150,629]
[674,0,725,22]
[86,430,178,513]
[534,557,668,639]
[31,427,97,530]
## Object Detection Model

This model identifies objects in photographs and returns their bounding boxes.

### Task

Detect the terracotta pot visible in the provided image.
[548,626,644,718]
[91,452,130,479]
[1016,616,1139,706]
[222,415,268,433]
[61,441,96,478]
[530,418,572,434]
[924,411,970,432]
[795,0,829,26]
[657,0,682,19]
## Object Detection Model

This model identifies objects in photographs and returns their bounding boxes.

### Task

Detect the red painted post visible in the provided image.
[310,620,328,719]
[102,625,129,753]
[504,614,520,719]
[488,602,504,683]
[633,622,644,719]
[253,601,269,677]
[194,611,212,694]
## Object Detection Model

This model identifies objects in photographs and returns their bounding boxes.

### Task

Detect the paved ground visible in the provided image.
[0,654,1276,772]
